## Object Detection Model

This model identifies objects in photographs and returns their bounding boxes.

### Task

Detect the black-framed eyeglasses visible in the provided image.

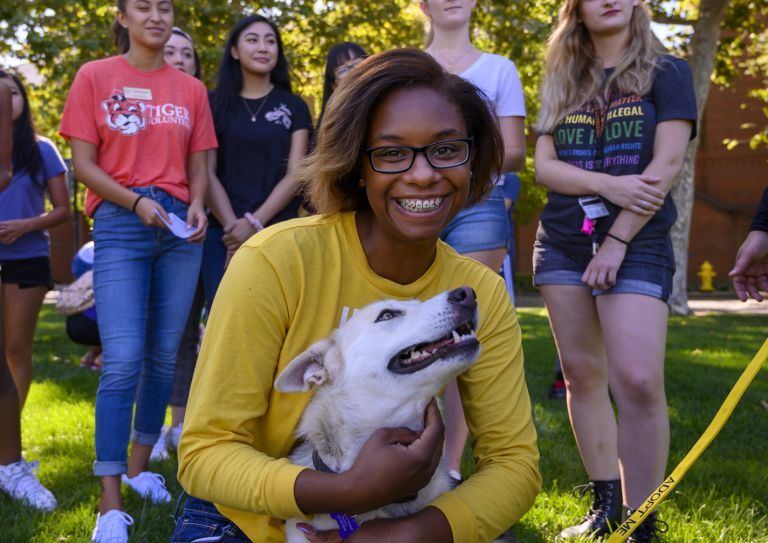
[365,138,473,174]
[334,56,367,80]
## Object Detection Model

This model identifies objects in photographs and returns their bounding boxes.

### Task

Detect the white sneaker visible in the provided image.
[149,426,170,461]
[167,423,183,451]
[121,471,171,503]
[91,510,134,543]
[0,459,57,511]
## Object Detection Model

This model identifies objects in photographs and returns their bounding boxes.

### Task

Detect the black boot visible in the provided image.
[557,479,622,540]
[624,508,668,543]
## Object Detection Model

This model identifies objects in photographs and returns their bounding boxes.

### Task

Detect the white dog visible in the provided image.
[275,287,481,542]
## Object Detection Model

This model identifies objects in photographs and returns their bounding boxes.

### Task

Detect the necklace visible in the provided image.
[430,47,475,74]
[242,88,273,122]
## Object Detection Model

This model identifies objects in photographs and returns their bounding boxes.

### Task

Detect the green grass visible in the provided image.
[4,306,768,542]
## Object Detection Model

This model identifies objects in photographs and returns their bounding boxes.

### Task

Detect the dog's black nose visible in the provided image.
[448,286,476,307]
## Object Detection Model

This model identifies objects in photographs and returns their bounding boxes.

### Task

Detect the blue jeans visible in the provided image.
[201,226,227,313]
[532,241,672,303]
[440,185,510,253]
[171,494,251,542]
[92,186,203,476]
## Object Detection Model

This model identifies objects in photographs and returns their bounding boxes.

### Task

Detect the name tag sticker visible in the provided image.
[578,196,610,220]
[123,87,153,100]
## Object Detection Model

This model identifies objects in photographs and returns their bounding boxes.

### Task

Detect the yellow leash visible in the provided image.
[606,337,768,543]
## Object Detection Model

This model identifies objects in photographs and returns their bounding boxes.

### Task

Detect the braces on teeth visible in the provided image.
[398,198,443,212]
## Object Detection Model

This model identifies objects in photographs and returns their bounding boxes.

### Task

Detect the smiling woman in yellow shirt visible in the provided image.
[175,48,540,543]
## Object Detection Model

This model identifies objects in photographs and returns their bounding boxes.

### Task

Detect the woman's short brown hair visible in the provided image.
[297,48,504,213]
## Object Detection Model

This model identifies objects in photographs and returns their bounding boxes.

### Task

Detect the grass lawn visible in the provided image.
[3,305,767,542]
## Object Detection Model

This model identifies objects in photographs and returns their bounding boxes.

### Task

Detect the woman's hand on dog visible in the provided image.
[343,398,445,513]
[297,518,402,542]
[297,507,452,542]
[294,399,445,516]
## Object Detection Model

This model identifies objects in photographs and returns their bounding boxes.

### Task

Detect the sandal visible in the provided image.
[79,348,96,369]
[91,352,103,371]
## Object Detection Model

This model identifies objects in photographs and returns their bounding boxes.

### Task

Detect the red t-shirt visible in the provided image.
[60,55,217,216]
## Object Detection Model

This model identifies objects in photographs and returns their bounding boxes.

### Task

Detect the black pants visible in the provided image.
[66,313,100,346]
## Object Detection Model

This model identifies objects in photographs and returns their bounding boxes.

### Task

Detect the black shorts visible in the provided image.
[0,256,52,289]
[66,313,101,346]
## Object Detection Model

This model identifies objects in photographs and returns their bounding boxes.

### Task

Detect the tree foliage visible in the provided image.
[1,0,557,223]
[1,0,764,242]
[1,1,424,142]
[648,0,768,148]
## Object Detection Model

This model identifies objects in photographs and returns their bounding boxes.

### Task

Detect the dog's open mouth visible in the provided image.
[388,320,479,374]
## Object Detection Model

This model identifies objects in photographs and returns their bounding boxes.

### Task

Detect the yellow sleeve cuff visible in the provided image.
[430,491,480,543]
[263,460,310,520]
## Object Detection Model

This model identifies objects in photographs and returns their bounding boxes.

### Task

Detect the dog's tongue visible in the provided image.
[401,336,455,366]
[424,336,455,354]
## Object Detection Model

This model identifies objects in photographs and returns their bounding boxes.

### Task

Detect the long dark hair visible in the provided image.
[0,70,42,184]
[210,15,292,135]
[319,42,367,125]
[112,0,130,54]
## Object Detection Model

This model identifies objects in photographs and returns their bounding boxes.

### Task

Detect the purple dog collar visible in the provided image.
[330,512,360,539]
[312,451,359,538]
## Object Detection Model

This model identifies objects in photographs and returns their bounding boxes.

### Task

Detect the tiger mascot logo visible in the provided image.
[102,90,147,136]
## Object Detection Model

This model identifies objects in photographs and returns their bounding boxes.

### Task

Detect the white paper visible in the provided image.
[155,210,195,239]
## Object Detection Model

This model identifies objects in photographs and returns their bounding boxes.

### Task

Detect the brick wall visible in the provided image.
[690,79,766,288]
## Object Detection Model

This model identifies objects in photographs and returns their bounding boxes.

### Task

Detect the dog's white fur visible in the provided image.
[275,288,481,542]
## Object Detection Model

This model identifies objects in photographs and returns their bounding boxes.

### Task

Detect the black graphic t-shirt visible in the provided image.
[210,87,312,228]
[751,187,768,232]
[537,55,697,257]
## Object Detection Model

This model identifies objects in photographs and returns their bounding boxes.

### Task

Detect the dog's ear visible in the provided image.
[274,338,334,392]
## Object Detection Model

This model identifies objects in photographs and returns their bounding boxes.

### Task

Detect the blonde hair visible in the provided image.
[537,0,663,133]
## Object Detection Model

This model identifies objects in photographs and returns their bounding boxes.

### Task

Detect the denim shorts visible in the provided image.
[532,240,672,302]
[172,494,251,543]
[0,256,52,289]
[440,185,509,253]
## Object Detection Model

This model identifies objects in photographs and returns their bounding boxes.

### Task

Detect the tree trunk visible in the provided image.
[668,0,730,315]
[669,144,697,315]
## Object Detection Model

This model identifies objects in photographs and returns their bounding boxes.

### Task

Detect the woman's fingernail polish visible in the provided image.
[297,524,314,534]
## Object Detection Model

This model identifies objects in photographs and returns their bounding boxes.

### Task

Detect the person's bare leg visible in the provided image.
[0,298,22,465]
[126,442,152,478]
[443,246,508,475]
[3,283,47,408]
[442,381,468,476]
[462,247,507,275]
[99,443,152,512]
[540,285,619,480]
[597,294,669,508]
[170,406,185,428]
[99,475,123,513]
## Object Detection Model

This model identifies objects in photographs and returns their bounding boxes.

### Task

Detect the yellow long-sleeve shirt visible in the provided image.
[178,211,541,542]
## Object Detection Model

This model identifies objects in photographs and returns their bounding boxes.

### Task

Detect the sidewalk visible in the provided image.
[516,292,768,316]
[45,290,768,315]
